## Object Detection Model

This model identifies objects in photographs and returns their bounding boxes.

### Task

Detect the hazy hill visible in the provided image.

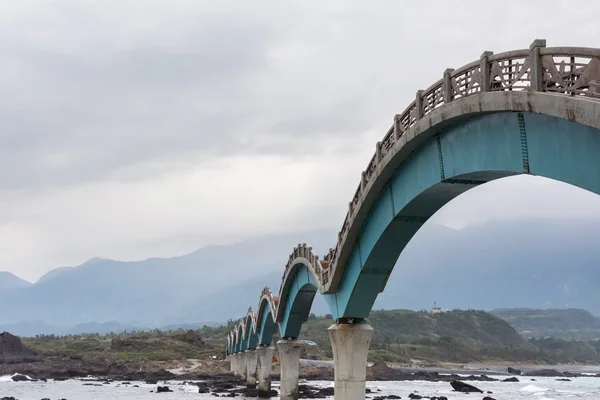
[0,230,333,328]
[0,271,32,290]
[2,215,600,334]
[491,308,600,339]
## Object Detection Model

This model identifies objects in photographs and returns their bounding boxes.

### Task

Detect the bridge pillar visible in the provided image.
[245,349,259,386]
[276,339,303,400]
[257,345,275,396]
[232,354,241,376]
[239,352,248,380]
[328,321,374,400]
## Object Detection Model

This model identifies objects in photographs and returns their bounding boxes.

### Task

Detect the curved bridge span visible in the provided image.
[226,39,600,400]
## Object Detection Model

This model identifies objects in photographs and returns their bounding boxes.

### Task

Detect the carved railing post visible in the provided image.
[375,142,382,163]
[529,39,546,91]
[443,68,454,103]
[415,90,424,120]
[393,115,402,140]
[479,51,493,92]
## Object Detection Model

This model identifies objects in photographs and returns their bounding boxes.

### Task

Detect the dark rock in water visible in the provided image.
[502,377,519,382]
[11,374,31,382]
[507,367,522,375]
[409,393,422,399]
[431,397,448,400]
[450,380,483,393]
[556,378,571,381]
[156,385,172,393]
[524,369,563,377]
[483,397,496,400]
[1,397,18,400]
[257,388,278,398]
[146,380,158,385]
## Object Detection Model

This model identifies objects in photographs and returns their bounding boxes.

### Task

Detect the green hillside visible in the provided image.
[491,308,600,339]
[297,309,541,365]
[20,308,600,368]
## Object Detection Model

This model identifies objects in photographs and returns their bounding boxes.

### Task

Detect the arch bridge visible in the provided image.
[225,39,600,400]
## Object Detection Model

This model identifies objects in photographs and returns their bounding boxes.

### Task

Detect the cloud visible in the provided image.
[0,0,599,280]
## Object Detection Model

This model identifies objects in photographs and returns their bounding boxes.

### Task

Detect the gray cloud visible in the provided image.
[0,0,599,280]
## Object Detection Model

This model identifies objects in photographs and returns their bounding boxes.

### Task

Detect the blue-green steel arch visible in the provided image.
[325,110,600,319]
[244,312,258,350]
[276,262,320,338]
[256,297,276,345]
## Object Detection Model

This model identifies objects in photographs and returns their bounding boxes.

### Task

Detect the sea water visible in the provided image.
[1,374,599,399]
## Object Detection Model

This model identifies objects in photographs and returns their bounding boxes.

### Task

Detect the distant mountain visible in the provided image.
[0,230,334,328]
[373,217,600,315]
[35,266,74,284]
[490,308,600,339]
[2,214,600,336]
[0,271,32,290]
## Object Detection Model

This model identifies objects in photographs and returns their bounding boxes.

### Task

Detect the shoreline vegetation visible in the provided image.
[2,309,600,382]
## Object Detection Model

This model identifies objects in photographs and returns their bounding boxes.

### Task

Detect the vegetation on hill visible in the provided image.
[491,308,600,339]
[17,308,600,368]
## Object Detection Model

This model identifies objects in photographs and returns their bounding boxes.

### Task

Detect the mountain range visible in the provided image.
[1,216,600,336]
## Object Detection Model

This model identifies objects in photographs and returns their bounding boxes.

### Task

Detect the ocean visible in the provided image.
[1,374,599,399]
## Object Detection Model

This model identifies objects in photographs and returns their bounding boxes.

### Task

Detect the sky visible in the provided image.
[1,0,600,282]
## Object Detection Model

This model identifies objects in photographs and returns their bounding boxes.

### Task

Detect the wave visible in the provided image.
[520,384,548,392]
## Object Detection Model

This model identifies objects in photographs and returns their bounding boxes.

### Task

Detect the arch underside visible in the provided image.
[277,263,319,339]
[328,111,600,319]
[256,299,276,346]
[245,315,258,350]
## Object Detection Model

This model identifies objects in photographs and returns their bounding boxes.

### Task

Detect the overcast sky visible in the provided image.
[1,1,600,281]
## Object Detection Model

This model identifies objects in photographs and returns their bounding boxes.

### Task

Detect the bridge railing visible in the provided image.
[323,39,600,291]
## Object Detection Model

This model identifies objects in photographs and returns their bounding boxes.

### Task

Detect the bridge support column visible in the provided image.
[239,352,248,380]
[232,354,241,376]
[245,349,259,386]
[276,339,303,400]
[328,321,374,400]
[257,345,275,396]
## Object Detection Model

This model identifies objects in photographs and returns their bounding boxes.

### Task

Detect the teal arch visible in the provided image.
[256,300,276,345]
[326,111,600,319]
[245,315,258,350]
[277,263,319,338]
[237,324,247,353]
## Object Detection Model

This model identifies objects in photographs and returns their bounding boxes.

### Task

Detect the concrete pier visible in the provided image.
[245,349,258,386]
[239,352,248,380]
[257,345,275,396]
[276,339,303,400]
[232,354,241,377]
[328,322,374,400]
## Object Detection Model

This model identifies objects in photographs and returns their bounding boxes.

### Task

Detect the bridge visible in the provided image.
[224,39,600,400]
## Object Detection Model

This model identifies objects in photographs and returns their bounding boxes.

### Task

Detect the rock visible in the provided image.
[507,367,522,375]
[502,377,519,382]
[483,397,496,400]
[431,397,448,400]
[0,332,31,357]
[556,378,571,381]
[156,386,173,393]
[523,369,563,377]
[409,393,422,399]
[450,380,483,393]
[11,374,31,382]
